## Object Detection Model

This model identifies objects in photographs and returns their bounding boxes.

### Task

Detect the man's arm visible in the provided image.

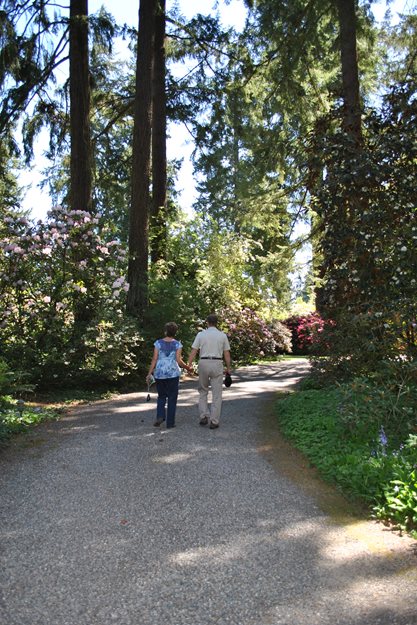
[224,349,231,374]
[176,348,193,373]
[187,347,199,369]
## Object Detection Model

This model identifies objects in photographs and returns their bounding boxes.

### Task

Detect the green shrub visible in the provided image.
[338,359,417,443]
[373,435,417,536]
[276,386,417,536]
[309,310,415,384]
[0,359,12,396]
[0,358,35,398]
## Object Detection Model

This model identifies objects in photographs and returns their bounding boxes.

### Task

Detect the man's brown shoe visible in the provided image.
[209,422,219,429]
[199,416,208,426]
[153,418,164,427]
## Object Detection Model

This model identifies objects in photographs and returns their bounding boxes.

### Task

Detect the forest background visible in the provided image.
[0,0,417,535]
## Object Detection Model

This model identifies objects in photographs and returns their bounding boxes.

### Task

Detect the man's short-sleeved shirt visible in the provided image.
[192,327,230,359]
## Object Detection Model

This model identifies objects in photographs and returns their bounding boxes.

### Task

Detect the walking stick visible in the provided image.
[146,374,155,401]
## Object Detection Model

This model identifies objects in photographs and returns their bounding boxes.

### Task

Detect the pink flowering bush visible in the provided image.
[283,312,330,355]
[220,307,291,363]
[0,207,142,387]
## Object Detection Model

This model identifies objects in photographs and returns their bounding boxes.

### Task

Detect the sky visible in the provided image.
[19,0,412,220]
[19,0,247,218]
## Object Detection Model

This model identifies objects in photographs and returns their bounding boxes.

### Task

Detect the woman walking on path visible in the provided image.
[146,322,193,429]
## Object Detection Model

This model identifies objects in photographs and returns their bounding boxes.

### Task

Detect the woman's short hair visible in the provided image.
[164,322,178,337]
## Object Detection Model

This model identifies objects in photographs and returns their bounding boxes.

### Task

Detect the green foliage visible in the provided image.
[0,0,69,142]
[0,397,60,441]
[379,13,417,89]
[0,359,13,396]
[338,360,417,443]
[307,77,417,383]
[0,357,35,400]
[373,435,417,536]
[277,386,417,536]
[144,215,292,361]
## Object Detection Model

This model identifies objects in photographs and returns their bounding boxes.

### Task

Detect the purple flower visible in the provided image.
[379,426,388,448]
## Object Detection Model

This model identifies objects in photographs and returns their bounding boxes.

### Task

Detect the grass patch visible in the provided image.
[276,387,417,537]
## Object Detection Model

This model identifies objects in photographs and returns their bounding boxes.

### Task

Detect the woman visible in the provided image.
[146,322,192,428]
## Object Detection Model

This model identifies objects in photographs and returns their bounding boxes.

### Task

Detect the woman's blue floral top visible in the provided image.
[154,339,182,379]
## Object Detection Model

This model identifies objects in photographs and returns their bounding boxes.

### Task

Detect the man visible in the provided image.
[187,314,231,429]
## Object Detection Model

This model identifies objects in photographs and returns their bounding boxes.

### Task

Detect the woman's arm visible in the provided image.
[146,347,159,382]
[176,348,193,372]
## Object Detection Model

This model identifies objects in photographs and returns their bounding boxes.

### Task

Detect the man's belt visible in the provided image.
[200,357,222,360]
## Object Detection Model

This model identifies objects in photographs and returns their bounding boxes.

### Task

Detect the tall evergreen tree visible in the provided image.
[0,0,68,137]
[337,0,363,142]
[70,0,92,213]
[127,0,157,319]
[151,0,167,264]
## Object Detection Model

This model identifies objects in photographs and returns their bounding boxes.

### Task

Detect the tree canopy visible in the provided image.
[0,0,416,389]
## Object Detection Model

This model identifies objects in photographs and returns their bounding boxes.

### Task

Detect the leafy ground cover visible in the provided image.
[0,398,62,441]
[276,386,417,538]
[0,389,118,442]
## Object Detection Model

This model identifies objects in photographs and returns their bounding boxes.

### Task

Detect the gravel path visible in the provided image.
[1,359,416,625]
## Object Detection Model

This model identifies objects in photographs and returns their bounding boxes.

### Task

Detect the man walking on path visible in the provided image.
[188,313,231,429]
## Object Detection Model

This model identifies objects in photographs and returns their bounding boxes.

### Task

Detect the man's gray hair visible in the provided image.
[206,314,218,326]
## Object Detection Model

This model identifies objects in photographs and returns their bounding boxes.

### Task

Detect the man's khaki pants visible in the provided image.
[197,360,224,425]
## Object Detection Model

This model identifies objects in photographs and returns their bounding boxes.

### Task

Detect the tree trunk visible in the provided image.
[69,0,92,213]
[150,0,167,264]
[127,0,157,318]
[337,0,362,143]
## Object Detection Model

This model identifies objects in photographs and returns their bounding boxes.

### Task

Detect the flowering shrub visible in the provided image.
[283,312,329,354]
[308,80,417,379]
[267,319,292,355]
[0,206,142,387]
[220,307,291,363]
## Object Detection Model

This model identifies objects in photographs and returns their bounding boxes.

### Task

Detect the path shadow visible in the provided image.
[1,360,416,625]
